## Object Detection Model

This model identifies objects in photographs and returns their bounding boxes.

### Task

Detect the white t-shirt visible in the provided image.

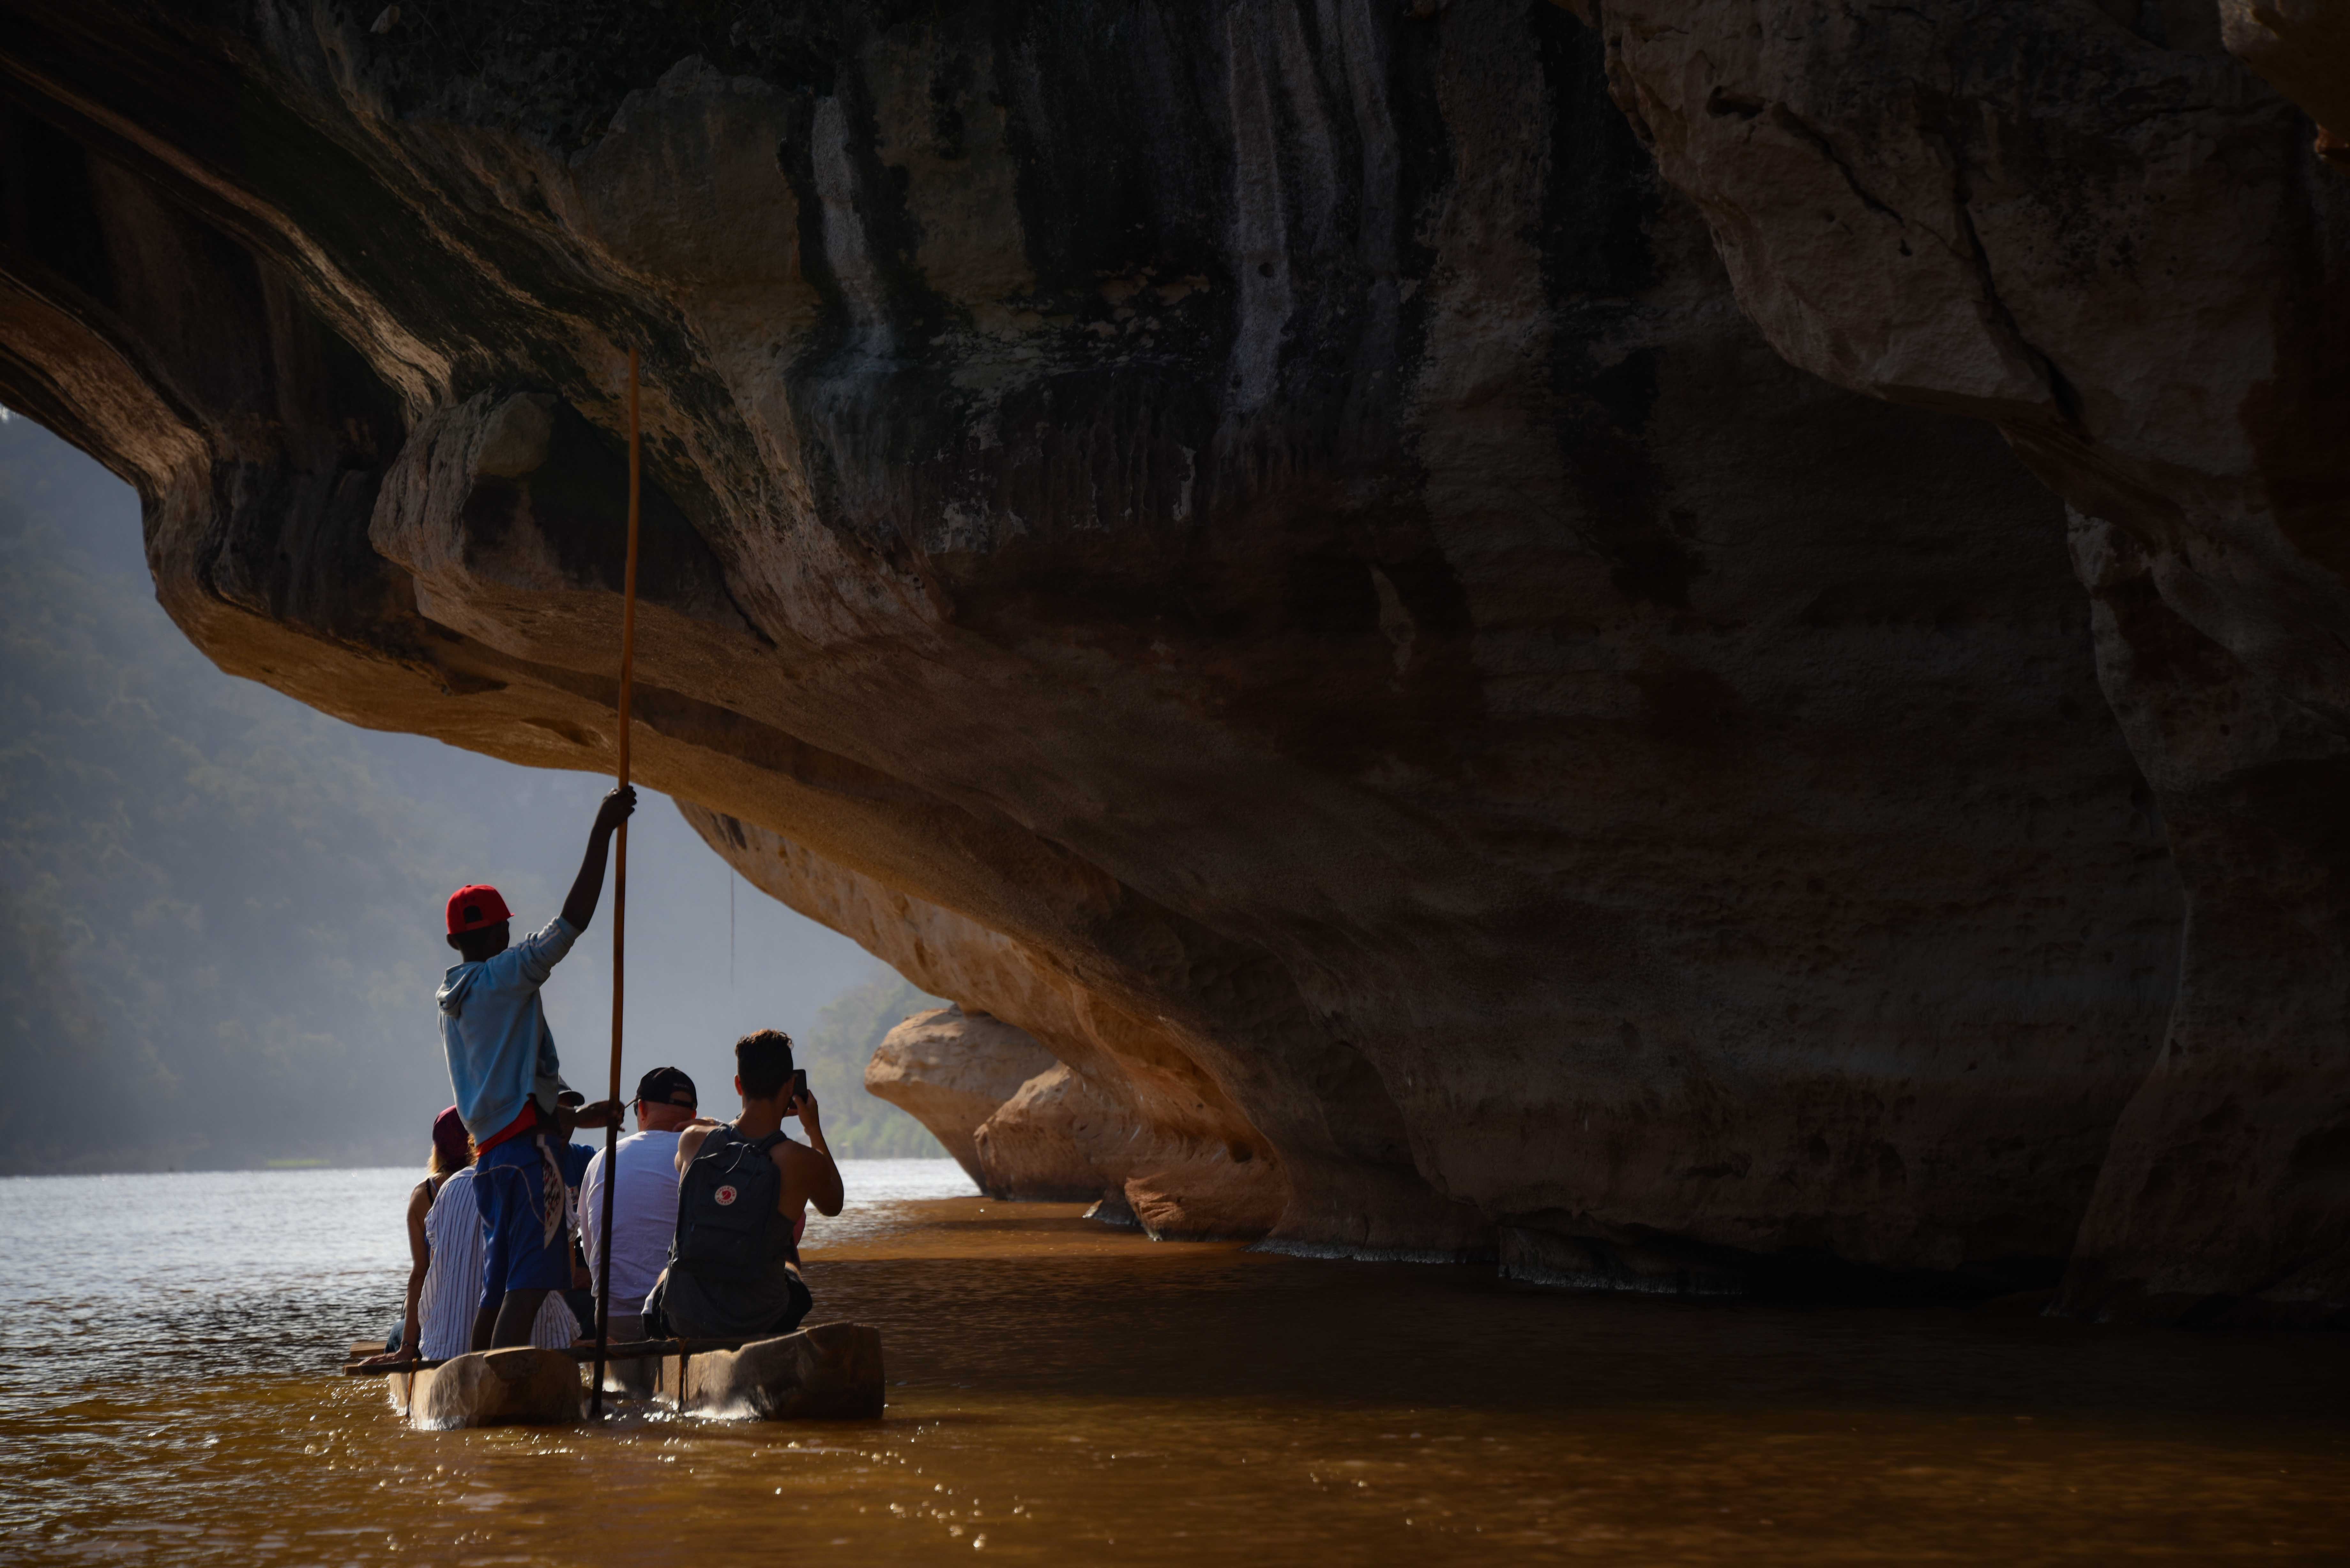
[579,1129,684,1316]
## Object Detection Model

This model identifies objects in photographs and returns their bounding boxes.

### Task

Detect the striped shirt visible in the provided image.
[417,1166,580,1360]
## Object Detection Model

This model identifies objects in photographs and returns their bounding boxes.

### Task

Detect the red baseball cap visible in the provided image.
[445,884,512,934]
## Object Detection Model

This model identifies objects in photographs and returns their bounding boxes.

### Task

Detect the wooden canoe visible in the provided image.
[341,1320,884,1424]
[596,1347,661,1400]
[394,1347,586,1429]
[345,1344,585,1429]
[654,1321,884,1420]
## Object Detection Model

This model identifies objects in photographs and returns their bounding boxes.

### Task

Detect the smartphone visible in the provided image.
[790,1068,809,1108]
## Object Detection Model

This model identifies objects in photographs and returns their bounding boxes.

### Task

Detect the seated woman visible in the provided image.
[360,1108,471,1365]
[360,1108,576,1364]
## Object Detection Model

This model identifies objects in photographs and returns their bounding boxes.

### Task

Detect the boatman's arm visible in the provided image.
[559,786,637,934]
[560,1098,623,1133]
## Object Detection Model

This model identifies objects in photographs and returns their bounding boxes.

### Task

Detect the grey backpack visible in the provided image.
[673,1125,789,1282]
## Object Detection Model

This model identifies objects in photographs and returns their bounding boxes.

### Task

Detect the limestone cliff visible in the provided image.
[0,0,2339,1319]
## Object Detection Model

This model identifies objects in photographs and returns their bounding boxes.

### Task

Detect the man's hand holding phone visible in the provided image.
[787,1068,821,1134]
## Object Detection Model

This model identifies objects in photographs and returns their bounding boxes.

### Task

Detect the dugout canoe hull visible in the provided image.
[655,1321,884,1420]
[598,1349,661,1399]
[387,1347,585,1429]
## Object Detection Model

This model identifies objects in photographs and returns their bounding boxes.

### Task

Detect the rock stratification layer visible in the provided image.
[1,1,2340,1317]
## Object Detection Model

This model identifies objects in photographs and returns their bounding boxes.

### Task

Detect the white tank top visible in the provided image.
[417,1166,579,1360]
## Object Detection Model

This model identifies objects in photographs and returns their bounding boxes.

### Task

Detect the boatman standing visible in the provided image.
[437,785,634,1351]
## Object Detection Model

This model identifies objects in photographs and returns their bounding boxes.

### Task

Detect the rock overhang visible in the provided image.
[1,0,2342,1321]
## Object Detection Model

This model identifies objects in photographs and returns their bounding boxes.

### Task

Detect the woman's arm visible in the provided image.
[398,1182,432,1346]
[360,1181,435,1366]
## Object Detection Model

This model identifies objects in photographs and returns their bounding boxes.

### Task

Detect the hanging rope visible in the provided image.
[589,347,644,1419]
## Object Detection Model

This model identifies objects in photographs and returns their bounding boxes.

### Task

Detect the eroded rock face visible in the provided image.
[973,1065,1134,1205]
[0,0,2336,1315]
[864,1005,1058,1187]
[694,807,1289,1237]
[1590,0,2350,1320]
[965,1064,1279,1240]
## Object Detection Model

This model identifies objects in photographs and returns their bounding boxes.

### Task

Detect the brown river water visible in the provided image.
[3,1164,2345,1565]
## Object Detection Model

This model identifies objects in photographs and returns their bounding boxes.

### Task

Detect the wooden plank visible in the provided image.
[342,1336,784,1375]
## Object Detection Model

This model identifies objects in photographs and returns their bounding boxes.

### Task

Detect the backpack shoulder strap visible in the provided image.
[751,1130,791,1154]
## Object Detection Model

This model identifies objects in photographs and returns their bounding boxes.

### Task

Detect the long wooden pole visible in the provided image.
[589,347,643,1419]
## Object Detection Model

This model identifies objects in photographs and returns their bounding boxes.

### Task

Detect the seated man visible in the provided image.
[644,1029,842,1340]
[579,1065,701,1344]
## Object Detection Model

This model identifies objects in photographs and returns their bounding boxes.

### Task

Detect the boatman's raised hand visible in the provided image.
[570,1099,623,1131]
[593,784,637,837]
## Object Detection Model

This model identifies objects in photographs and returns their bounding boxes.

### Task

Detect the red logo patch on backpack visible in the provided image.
[714,1184,738,1206]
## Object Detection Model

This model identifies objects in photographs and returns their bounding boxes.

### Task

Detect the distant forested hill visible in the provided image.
[0,417,938,1171]
[0,423,466,1168]
[797,971,952,1159]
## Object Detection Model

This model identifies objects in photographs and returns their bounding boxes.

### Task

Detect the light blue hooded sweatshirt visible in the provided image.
[437,915,579,1142]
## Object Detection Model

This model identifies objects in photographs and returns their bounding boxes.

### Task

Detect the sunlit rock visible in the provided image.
[865,1004,1058,1187]
[973,1064,1135,1205]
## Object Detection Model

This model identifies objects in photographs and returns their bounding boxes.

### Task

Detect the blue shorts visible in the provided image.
[476,1135,572,1306]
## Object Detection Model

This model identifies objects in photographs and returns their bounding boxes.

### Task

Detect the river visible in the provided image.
[2,1164,2343,1564]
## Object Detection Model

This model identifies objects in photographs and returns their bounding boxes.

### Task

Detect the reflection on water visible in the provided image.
[2,1165,2345,1564]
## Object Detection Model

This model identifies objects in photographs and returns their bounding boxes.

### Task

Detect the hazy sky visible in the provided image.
[0,412,893,1164]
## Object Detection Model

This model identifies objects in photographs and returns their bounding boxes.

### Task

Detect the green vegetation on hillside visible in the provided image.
[798,970,946,1158]
[0,444,491,1169]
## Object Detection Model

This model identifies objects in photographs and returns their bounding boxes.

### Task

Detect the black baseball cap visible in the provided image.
[633,1066,697,1107]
